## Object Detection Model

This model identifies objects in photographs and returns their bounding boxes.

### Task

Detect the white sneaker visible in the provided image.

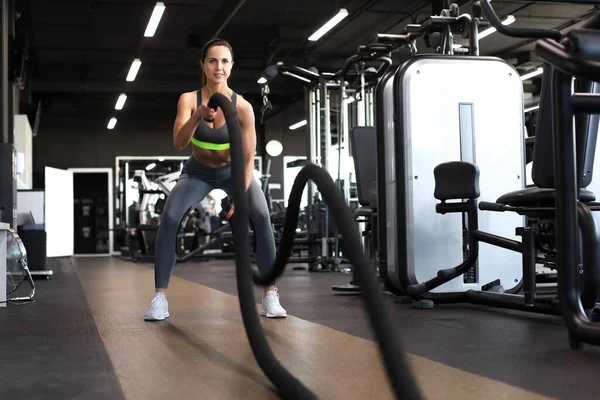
[144,292,170,321]
[261,287,287,318]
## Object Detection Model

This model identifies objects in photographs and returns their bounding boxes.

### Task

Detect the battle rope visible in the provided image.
[207,92,422,400]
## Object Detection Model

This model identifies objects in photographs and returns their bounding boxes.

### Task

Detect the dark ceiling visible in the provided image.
[12,0,600,131]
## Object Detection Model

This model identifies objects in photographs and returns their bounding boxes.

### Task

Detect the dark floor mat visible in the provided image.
[0,257,126,400]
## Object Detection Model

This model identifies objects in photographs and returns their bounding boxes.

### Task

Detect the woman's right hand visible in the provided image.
[194,104,217,121]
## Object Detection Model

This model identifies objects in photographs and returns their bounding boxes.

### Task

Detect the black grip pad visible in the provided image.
[568,29,600,62]
[433,161,481,201]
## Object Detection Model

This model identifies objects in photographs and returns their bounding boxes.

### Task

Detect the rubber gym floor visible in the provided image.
[2,256,600,400]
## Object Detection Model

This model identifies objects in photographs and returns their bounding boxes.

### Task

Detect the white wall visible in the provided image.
[14,115,32,190]
[17,190,45,225]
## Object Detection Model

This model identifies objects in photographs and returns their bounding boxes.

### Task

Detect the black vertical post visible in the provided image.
[7,0,13,143]
[552,69,583,343]
[0,0,16,227]
[432,0,447,15]
[519,227,536,306]
[1,0,9,144]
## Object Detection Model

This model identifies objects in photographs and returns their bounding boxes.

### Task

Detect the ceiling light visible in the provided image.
[107,118,117,130]
[115,94,127,110]
[146,163,157,171]
[126,58,142,82]
[282,71,312,83]
[521,67,543,81]
[289,120,308,130]
[479,15,516,39]
[257,77,267,84]
[524,105,540,113]
[308,9,349,42]
[144,2,166,37]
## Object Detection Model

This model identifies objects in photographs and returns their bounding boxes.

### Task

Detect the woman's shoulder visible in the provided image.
[179,90,199,103]
[234,92,252,111]
[235,95,254,122]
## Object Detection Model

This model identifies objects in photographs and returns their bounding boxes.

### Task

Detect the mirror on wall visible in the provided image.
[113,156,187,254]
[112,155,263,255]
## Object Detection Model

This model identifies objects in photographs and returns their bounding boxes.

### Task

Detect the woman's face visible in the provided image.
[202,45,233,84]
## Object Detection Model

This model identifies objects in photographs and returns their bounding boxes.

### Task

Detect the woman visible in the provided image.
[144,38,286,321]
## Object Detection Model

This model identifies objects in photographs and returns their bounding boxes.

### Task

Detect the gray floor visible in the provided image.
[2,256,600,399]
[0,258,125,400]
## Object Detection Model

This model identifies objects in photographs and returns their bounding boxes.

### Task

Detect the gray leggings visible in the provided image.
[154,156,275,288]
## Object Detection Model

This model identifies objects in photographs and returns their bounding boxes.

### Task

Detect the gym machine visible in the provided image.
[376,0,600,350]
[329,44,396,292]
[263,46,396,274]
[118,167,236,263]
[374,2,524,299]
[261,63,348,271]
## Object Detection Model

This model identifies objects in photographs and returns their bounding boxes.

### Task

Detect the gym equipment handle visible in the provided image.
[332,52,391,80]
[277,64,320,83]
[207,92,422,400]
[358,43,393,55]
[479,0,562,41]
[536,38,600,84]
[376,33,413,45]
[478,202,508,212]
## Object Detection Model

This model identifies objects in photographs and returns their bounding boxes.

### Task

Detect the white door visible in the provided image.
[283,156,308,209]
[45,167,74,257]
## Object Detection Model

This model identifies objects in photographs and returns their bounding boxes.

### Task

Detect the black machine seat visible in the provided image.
[497,187,596,207]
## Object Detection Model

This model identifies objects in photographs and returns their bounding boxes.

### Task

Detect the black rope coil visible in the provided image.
[207,92,422,400]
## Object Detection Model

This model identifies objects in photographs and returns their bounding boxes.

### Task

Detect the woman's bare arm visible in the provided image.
[237,99,258,190]
[173,92,215,150]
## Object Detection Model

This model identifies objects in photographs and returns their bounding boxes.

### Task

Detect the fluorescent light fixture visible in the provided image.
[289,120,308,130]
[452,43,463,49]
[107,117,117,130]
[257,77,267,84]
[146,163,157,171]
[144,2,166,37]
[308,8,349,41]
[520,67,544,81]
[479,15,516,39]
[115,94,127,110]
[282,71,312,83]
[126,58,142,82]
[524,105,540,113]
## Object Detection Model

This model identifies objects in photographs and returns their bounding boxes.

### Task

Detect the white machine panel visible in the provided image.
[396,56,525,293]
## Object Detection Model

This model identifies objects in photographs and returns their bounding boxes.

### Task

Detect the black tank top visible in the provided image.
[191,89,237,150]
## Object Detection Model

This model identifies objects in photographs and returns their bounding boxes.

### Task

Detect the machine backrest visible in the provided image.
[350,126,378,207]
[575,79,600,188]
[532,64,600,189]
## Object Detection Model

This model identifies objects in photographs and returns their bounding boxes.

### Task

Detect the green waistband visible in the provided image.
[191,137,231,150]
